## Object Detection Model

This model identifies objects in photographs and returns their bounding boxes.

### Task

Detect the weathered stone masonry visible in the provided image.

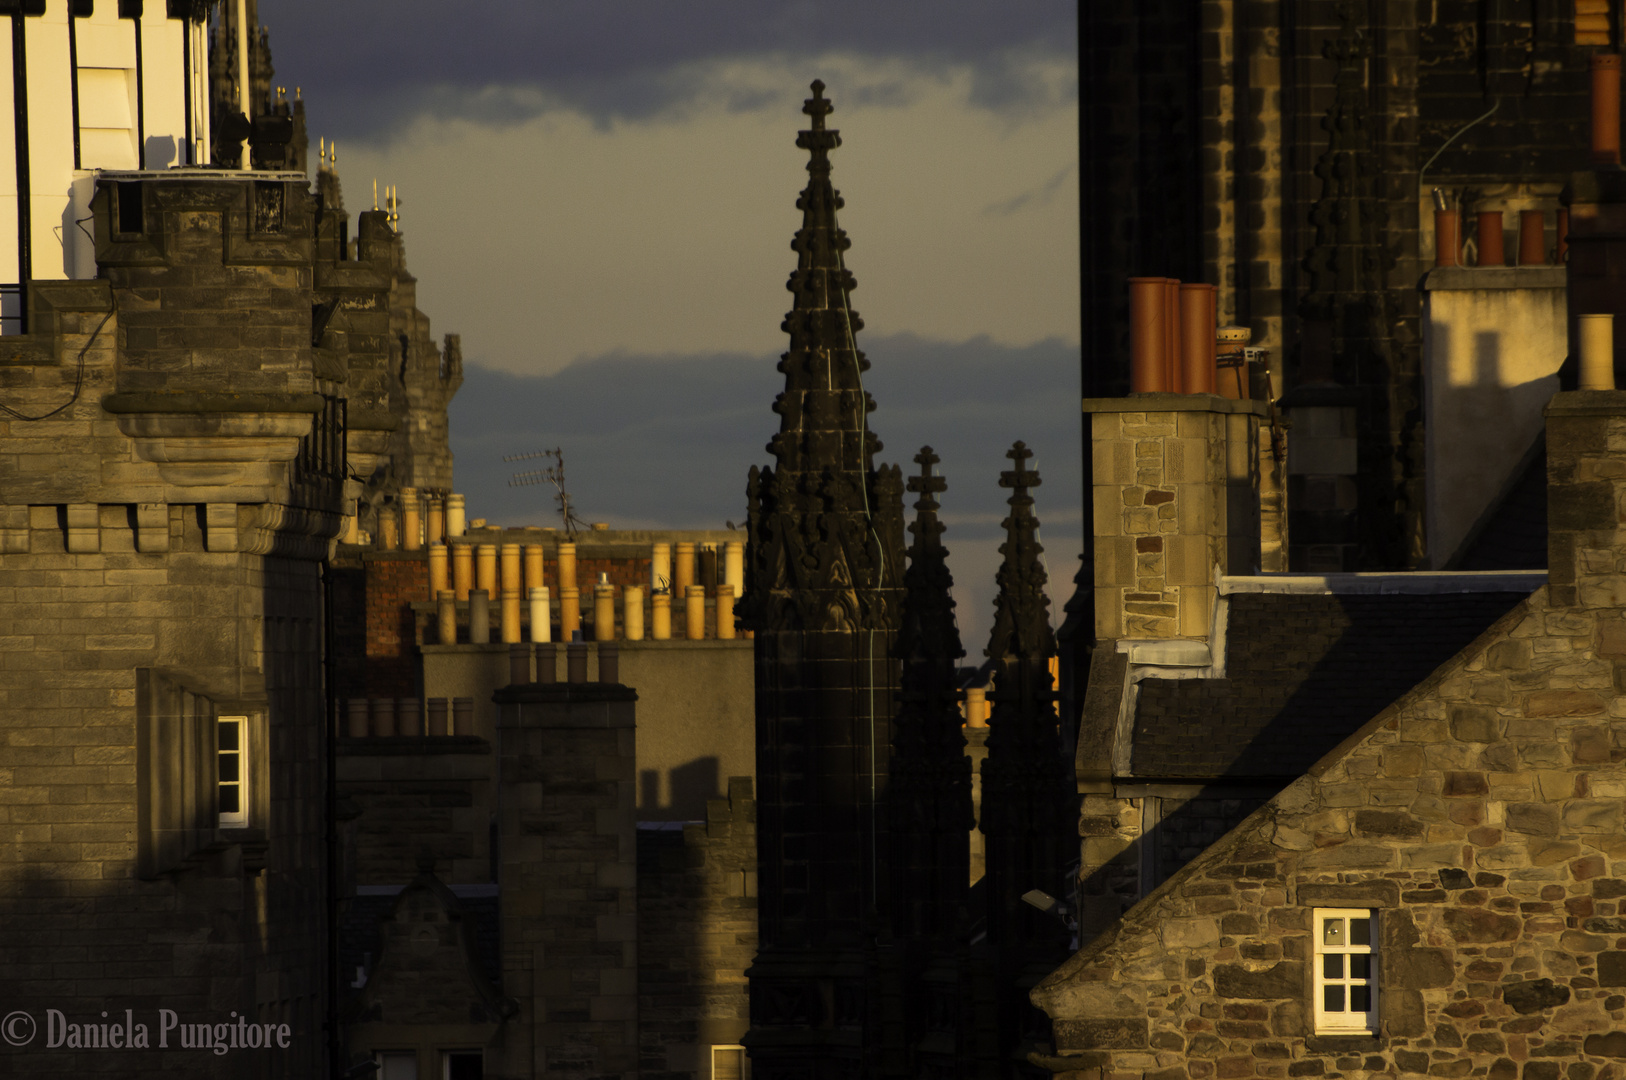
[1035,390,1626,1080]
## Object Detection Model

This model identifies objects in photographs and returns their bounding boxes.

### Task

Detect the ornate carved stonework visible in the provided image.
[742,81,908,1080]
[741,80,905,639]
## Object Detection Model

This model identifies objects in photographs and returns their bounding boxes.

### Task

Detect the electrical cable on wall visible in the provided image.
[1420,99,1500,178]
[0,303,113,421]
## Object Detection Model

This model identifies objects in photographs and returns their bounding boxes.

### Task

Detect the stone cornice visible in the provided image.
[102,391,326,415]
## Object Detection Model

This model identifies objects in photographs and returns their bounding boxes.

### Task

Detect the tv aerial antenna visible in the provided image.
[506,447,588,537]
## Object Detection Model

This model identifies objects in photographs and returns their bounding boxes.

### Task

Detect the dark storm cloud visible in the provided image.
[261,0,1075,139]
[446,332,1085,648]
[447,332,1083,537]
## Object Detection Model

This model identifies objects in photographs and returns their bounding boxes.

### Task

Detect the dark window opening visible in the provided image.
[116,181,143,234]
[253,181,284,234]
[446,1051,483,1080]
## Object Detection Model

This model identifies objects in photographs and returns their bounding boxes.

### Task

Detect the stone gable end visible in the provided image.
[1035,585,1626,1080]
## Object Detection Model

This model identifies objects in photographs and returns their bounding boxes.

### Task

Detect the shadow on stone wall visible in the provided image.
[636,779,756,1080]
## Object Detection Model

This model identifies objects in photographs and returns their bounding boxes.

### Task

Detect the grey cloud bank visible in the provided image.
[262,0,1076,137]
[447,333,1084,648]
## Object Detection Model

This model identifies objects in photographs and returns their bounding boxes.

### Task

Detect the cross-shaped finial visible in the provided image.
[803,80,833,131]
[999,440,1041,492]
[908,445,946,514]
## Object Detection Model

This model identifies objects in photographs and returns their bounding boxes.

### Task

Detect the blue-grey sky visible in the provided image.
[264,1,1081,650]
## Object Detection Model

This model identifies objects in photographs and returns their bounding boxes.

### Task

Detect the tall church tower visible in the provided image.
[740,80,908,1079]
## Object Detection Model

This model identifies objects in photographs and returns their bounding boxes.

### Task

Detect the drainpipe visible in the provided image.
[235,0,250,170]
[321,561,340,1079]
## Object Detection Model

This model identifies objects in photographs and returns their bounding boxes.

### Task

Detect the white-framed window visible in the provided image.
[217,716,248,827]
[1314,908,1377,1033]
[377,1052,418,1080]
[443,1050,482,1079]
[712,1045,747,1080]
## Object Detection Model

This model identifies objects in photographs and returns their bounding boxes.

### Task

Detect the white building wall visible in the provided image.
[24,8,74,282]
[0,5,201,294]
[140,12,187,169]
[1420,268,1568,568]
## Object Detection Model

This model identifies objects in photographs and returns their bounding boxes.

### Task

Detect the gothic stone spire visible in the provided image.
[742,82,909,1079]
[888,447,972,944]
[986,441,1055,668]
[766,80,879,475]
[979,442,1075,1070]
[742,81,903,637]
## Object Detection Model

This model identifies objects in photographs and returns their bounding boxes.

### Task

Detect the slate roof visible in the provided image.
[1454,445,1547,570]
[339,888,502,992]
[1132,590,1530,779]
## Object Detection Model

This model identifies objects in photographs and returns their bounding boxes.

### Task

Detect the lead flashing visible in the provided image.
[1082,393,1270,416]
[1220,571,1545,596]
[1420,267,1567,291]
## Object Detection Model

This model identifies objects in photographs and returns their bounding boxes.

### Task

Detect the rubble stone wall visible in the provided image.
[1035,580,1626,1080]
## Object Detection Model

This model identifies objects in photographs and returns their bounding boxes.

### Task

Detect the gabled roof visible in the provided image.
[1126,581,1535,781]
[339,875,510,1026]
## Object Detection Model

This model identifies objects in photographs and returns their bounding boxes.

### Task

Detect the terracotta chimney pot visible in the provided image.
[1592,53,1621,166]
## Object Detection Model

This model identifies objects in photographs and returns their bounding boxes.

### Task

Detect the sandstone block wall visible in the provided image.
[493,682,639,1080]
[638,778,758,1080]
[1035,393,1626,1080]
[0,174,354,1077]
[1089,396,1267,640]
[0,528,328,1077]
[337,738,494,886]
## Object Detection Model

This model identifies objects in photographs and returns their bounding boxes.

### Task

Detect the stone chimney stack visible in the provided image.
[1545,390,1626,609]
[490,674,638,1080]
[1564,81,1626,388]
[1086,393,1271,642]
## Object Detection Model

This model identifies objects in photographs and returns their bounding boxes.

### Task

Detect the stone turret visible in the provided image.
[980,442,1075,1076]
[740,80,907,1079]
[383,191,464,495]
